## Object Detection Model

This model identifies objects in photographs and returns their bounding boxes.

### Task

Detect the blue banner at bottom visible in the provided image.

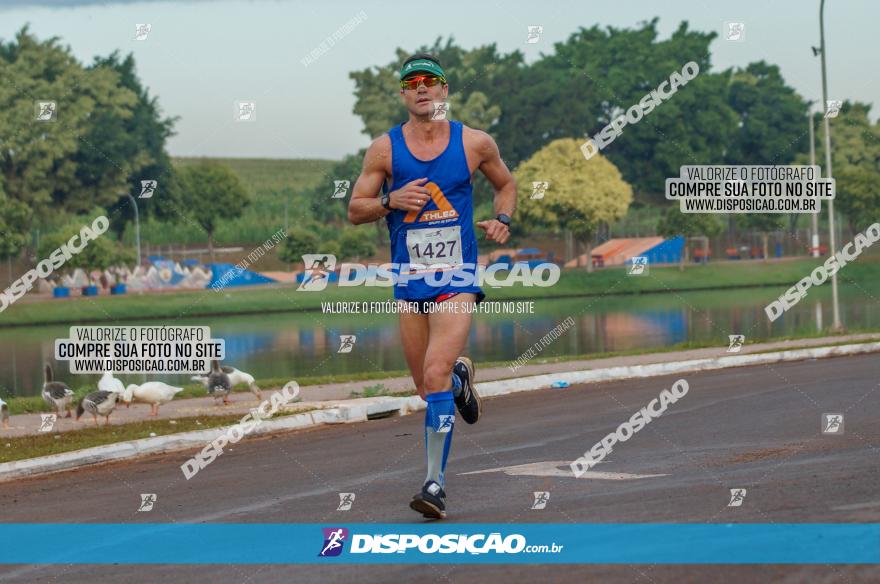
[1,524,878,564]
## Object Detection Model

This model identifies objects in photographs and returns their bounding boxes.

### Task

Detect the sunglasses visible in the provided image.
[400,75,446,90]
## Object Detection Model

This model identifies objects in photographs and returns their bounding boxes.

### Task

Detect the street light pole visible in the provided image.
[819,0,843,331]
[126,193,142,267]
[808,105,819,258]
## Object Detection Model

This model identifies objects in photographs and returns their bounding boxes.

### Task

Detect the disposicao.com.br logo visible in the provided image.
[317,527,563,556]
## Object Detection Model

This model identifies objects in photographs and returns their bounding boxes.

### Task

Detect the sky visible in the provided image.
[1,0,877,160]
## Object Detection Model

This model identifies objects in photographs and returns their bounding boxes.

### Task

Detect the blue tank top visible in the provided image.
[382,120,482,300]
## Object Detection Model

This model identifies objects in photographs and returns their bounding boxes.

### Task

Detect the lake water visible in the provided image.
[2,285,877,398]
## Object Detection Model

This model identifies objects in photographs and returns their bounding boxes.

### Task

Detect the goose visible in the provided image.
[122,382,183,416]
[206,360,231,405]
[98,371,125,394]
[76,390,120,428]
[42,364,74,418]
[192,365,261,401]
[0,397,8,430]
[98,371,127,408]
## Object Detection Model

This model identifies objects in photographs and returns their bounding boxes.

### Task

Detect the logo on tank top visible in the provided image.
[403,181,459,223]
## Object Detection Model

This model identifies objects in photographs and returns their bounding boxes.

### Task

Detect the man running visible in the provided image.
[348,53,516,519]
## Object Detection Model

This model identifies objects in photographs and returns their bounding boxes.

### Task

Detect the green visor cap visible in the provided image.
[399,59,446,81]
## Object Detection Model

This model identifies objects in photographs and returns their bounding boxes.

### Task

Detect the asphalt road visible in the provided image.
[2,353,879,583]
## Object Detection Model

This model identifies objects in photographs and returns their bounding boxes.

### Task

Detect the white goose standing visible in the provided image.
[0,396,8,430]
[42,364,74,418]
[122,382,184,416]
[76,390,120,428]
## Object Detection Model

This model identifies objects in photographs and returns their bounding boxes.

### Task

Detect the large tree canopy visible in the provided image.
[0,27,178,246]
[514,138,633,270]
[349,22,813,205]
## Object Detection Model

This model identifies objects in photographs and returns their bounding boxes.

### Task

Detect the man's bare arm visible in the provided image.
[347,136,392,225]
[347,136,431,225]
[474,130,516,244]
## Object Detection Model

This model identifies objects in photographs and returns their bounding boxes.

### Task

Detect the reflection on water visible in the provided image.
[1,285,876,397]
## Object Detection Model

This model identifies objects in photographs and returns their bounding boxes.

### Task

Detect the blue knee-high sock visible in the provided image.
[424,391,455,488]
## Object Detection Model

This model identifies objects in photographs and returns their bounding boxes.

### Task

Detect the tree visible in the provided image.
[88,52,180,237]
[0,27,140,222]
[835,165,880,232]
[38,212,134,274]
[175,162,251,263]
[656,206,722,270]
[495,20,737,200]
[337,228,376,261]
[810,102,880,232]
[277,227,327,266]
[0,194,31,261]
[514,138,632,272]
[725,62,808,165]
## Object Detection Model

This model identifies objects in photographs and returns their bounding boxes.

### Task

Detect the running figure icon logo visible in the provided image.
[437,415,454,433]
[530,181,549,200]
[139,179,157,199]
[526,25,543,44]
[531,491,550,510]
[39,413,57,432]
[35,101,57,122]
[822,413,844,434]
[319,527,349,557]
[338,335,356,354]
[725,22,745,42]
[431,102,449,121]
[728,488,747,507]
[332,180,350,199]
[727,334,745,353]
[134,23,152,40]
[825,100,842,119]
[138,493,156,512]
[235,101,256,122]
[628,256,648,275]
[297,254,336,291]
[337,493,355,511]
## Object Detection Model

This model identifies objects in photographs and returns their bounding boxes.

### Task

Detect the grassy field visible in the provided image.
[123,157,337,246]
[4,258,879,328]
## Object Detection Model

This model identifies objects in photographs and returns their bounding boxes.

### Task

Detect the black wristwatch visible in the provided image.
[496,213,511,227]
[381,192,392,210]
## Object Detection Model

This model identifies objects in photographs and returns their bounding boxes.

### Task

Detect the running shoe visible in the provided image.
[409,480,447,519]
[453,356,481,424]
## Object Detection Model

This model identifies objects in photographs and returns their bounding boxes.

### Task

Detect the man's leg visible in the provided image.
[410,293,476,519]
[398,305,430,399]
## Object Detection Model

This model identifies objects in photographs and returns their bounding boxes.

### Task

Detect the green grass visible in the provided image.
[0,407,317,464]
[122,157,337,246]
[5,258,880,328]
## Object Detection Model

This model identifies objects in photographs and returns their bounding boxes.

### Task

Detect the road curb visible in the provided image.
[2,341,877,482]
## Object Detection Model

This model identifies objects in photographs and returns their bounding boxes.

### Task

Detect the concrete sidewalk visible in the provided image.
[4,332,878,438]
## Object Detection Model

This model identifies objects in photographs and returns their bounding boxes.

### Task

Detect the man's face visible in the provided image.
[399,73,448,117]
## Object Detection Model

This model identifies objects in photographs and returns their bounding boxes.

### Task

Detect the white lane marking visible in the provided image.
[459,460,667,480]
